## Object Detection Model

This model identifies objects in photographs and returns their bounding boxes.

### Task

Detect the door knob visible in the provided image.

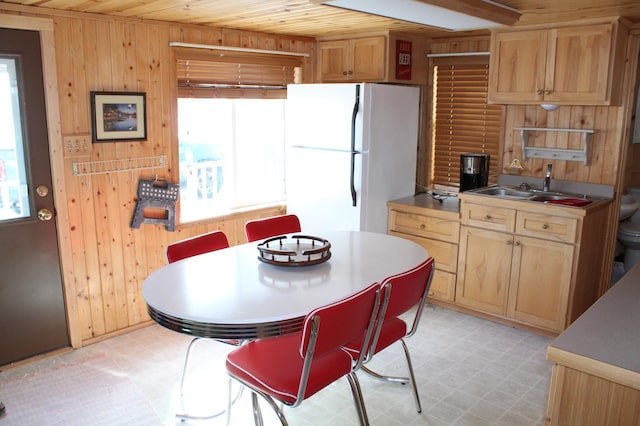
[38,208,53,221]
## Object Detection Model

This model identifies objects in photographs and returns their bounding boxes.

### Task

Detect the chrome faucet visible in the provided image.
[543,163,552,192]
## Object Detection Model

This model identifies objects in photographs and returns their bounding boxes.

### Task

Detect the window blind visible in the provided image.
[175,47,302,99]
[431,57,502,188]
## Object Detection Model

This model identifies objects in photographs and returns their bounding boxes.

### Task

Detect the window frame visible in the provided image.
[428,55,503,191]
[172,47,302,224]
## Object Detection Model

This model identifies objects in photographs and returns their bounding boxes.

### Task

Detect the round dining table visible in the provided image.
[143,230,428,340]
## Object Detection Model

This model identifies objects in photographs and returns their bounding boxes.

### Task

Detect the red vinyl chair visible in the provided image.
[345,257,435,414]
[244,214,301,242]
[225,282,382,426]
[166,230,229,263]
[166,230,234,420]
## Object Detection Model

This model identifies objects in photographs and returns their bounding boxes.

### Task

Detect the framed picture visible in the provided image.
[90,91,147,142]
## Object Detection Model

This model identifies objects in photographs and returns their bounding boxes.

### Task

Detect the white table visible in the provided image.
[143,230,428,339]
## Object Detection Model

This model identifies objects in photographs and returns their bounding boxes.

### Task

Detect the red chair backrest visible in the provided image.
[245,214,301,242]
[301,283,380,360]
[381,257,435,321]
[166,230,229,263]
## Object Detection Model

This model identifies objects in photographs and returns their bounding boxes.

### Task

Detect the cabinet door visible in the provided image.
[318,40,349,82]
[317,37,386,82]
[488,30,547,103]
[430,269,456,302]
[456,227,512,315]
[350,36,386,81]
[545,24,613,103]
[507,235,574,332]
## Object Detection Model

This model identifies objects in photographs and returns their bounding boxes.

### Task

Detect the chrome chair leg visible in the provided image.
[251,392,264,426]
[346,373,370,426]
[361,339,422,413]
[250,390,288,426]
[399,339,422,413]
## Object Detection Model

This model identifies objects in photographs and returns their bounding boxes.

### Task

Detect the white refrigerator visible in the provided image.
[285,83,420,233]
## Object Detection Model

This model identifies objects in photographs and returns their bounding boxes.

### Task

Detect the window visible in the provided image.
[430,56,502,190]
[178,98,286,222]
[175,47,302,222]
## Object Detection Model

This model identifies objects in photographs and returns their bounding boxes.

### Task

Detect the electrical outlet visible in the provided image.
[63,134,92,158]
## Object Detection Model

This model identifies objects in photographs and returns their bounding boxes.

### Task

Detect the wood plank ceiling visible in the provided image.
[2,0,640,38]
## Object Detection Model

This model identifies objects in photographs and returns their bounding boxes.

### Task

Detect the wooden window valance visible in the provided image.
[175,47,302,99]
[431,57,502,188]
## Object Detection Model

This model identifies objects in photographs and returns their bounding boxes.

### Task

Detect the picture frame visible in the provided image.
[90,91,147,142]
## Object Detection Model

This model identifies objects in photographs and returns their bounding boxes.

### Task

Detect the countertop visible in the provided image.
[547,262,640,388]
[388,193,461,216]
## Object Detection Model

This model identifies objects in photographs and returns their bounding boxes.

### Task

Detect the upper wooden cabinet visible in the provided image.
[316,33,428,84]
[318,36,386,82]
[488,21,628,105]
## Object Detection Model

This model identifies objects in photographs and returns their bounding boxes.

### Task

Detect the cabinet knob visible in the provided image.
[545,90,552,95]
[506,240,512,245]
[419,223,426,230]
[542,224,549,229]
[514,241,521,246]
[348,70,353,75]
[536,89,543,95]
[343,71,348,76]
[484,214,492,220]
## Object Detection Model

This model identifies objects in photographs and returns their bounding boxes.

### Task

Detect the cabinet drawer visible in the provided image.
[428,269,456,302]
[461,203,516,232]
[516,212,578,243]
[389,210,460,243]
[389,231,458,273]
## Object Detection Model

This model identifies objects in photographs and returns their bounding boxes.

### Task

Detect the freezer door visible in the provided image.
[285,83,363,152]
[286,146,363,232]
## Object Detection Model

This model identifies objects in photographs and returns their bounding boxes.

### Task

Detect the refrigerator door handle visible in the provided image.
[350,85,361,207]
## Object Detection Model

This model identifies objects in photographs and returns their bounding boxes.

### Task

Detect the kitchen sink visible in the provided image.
[465,185,594,207]
[528,194,569,201]
[471,186,532,199]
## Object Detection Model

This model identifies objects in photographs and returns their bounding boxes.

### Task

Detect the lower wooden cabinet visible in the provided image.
[456,195,608,334]
[387,198,460,303]
[457,225,574,331]
[389,194,610,335]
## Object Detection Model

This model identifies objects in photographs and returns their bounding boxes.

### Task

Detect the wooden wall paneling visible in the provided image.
[605,107,626,186]
[140,24,172,297]
[124,24,149,326]
[56,17,107,340]
[94,22,133,333]
[54,18,90,339]
[130,26,172,321]
[502,103,623,185]
[85,19,112,338]
[109,21,137,330]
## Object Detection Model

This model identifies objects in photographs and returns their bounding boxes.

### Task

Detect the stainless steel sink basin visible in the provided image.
[528,194,569,201]
[465,185,594,207]
[471,186,532,199]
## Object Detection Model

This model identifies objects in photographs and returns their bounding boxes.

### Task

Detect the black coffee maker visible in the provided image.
[460,154,489,192]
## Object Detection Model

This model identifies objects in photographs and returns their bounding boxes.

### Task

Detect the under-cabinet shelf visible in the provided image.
[514,127,594,165]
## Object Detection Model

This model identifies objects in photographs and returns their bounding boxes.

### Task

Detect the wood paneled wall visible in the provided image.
[1,6,313,347]
[501,105,625,186]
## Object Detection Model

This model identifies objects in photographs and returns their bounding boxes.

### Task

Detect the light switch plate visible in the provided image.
[62,134,92,158]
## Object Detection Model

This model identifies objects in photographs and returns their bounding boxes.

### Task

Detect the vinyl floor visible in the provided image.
[0,304,552,425]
